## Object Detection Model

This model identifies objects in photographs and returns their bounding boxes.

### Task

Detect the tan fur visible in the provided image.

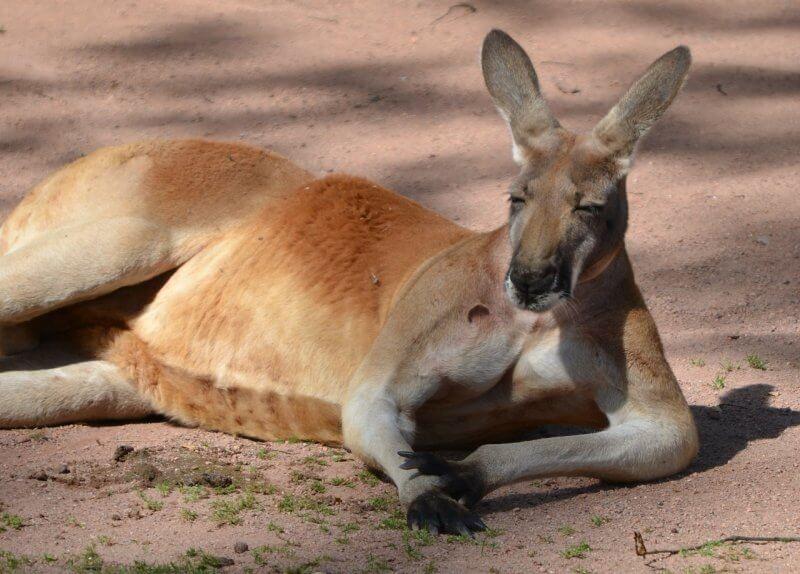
[0,31,697,533]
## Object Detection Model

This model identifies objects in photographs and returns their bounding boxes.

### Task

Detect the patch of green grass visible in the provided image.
[720,360,740,373]
[66,515,85,528]
[277,494,334,516]
[27,430,47,442]
[0,550,32,572]
[180,508,198,522]
[362,554,391,573]
[558,525,576,536]
[712,375,726,390]
[368,496,392,511]
[561,541,591,559]
[212,483,237,496]
[309,480,326,494]
[590,515,608,527]
[379,512,406,530]
[424,561,438,574]
[402,530,422,560]
[699,565,717,574]
[210,493,257,526]
[690,358,706,367]
[746,354,767,370]
[357,470,380,487]
[267,521,285,534]
[245,481,276,495]
[302,455,328,467]
[138,490,164,512]
[180,484,208,503]
[1,513,23,531]
[97,535,113,547]
[256,448,275,460]
[155,481,172,497]
[329,477,356,488]
[42,553,58,563]
[252,544,294,565]
[67,546,103,573]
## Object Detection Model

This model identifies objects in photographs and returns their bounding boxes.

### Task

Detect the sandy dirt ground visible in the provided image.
[1,1,799,572]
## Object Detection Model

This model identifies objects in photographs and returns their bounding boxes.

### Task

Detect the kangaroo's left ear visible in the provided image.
[592,46,691,167]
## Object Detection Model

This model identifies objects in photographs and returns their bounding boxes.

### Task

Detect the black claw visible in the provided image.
[405,491,488,537]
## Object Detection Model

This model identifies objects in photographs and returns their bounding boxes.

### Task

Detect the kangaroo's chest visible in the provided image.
[413,323,607,448]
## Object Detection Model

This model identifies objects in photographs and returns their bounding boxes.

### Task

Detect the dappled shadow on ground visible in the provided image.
[481,384,800,515]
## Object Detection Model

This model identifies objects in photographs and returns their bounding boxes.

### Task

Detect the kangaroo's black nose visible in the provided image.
[509,265,557,299]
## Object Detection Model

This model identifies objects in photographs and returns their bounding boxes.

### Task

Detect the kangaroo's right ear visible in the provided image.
[482,29,559,164]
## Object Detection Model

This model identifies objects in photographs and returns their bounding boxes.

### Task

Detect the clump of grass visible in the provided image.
[180,508,198,522]
[712,375,726,390]
[720,360,740,373]
[66,515,85,528]
[138,490,164,512]
[97,535,114,546]
[278,494,334,516]
[691,358,706,367]
[1,513,23,531]
[558,525,576,536]
[256,448,276,460]
[369,496,392,511]
[252,544,294,565]
[67,546,103,573]
[180,484,208,503]
[590,515,608,527]
[155,481,172,497]
[0,550,32,571]
[357,470,380,487]
[245,481,277,495]
[310,480,326,494]
[303,455,328,467]
[562,541,591,559]
[363,554,391,573]
[210,493,257,526]
[267,521,285,534]
[746,354,767,370]
[378,509,406,530]
[329,477,355,488]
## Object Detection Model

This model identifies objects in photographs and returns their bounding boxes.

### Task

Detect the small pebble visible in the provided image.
[233,541,248,554]
[214,556,235,567]
[29,470,48,481]
[58,464,70,474]
[111,514,122,521]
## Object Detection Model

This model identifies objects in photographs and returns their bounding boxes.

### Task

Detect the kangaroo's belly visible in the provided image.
[108,176,471,440]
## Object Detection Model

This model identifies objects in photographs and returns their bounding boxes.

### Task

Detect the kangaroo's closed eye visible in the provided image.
[573,203,605,215]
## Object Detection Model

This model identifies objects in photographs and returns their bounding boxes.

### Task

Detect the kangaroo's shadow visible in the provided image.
[481,384,800,515]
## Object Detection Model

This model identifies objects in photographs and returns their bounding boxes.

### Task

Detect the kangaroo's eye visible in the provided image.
[574,203,604,215]
[508,195,526,207]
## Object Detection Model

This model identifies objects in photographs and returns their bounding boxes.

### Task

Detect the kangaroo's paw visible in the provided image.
[399,451,486,508]
[405,490,486,536]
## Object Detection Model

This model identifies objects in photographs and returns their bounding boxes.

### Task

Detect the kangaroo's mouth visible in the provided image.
[504,274,570,312]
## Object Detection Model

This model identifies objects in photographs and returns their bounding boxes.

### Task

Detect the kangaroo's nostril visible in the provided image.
[509,265,557,297]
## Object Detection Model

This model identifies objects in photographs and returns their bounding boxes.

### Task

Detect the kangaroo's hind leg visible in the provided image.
[0,341,154,429]
[0,216,177,346]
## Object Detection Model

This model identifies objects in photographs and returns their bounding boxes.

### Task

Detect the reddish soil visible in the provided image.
[1,1,799,572]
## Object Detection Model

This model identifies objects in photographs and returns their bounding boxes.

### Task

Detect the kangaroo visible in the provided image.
[0,30,697,536]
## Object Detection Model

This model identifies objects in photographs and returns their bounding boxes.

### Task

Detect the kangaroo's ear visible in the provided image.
[482,29,559,164]
[592,46,691,165]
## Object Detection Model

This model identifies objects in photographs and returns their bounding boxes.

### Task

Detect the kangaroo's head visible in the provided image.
[483,30,690,312]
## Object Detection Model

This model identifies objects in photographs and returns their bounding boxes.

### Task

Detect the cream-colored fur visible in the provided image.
[0,31,698,535]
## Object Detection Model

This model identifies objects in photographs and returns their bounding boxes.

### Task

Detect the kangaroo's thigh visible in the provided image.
[0,216,177,325]
[0,342,153,428]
